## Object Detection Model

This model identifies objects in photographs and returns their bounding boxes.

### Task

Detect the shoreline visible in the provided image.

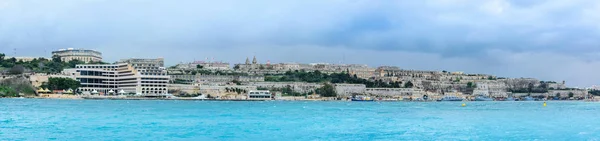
[2,96,598,102]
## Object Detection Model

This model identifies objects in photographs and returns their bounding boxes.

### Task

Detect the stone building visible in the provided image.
[365,88,426,97]
[170,75,264,84]
[247,82,322,93]
[334,84,366,97]
[52,48,102,63]
[548,90,588,98]
[233,56,375,76]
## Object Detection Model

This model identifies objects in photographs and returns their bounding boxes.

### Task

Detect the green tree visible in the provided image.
[555,93,560,98]
[9,65,25,75]
[538,81,548,89]
[404,81,414,88]
[466,82,475,88]
[52,55,62,63]
[527,83,534,93]
[0,53,5,63]
[259,65,265,70]
[45,77,81,92]
[316,83,336,97]
[196,65,203,69]
[67,59,85,68]
[0,86,19,97]
[232,80,241,85]
[568,92,574,98]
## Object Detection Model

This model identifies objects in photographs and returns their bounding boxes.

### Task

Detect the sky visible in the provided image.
[1,0,599,87]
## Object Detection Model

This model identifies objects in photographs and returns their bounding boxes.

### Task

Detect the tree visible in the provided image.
[196,65,204,69]
[568,92,574,98]
[316,83,336,97]
[0,53,4,63]
[555,93,560,98]
[8,57,16,64]
[233,65,240,70]
[259,65,265,70]
[539,81,548,89]
[527,83,534,93]
[52,55,62,63]
[231,80,241,85]
[467,82,475,88]
[45,77,81,92]
[8,65,25,75]
[67,59,85,68]
[404,81,414,88]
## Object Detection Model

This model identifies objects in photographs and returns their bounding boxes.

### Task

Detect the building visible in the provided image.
[52,48,102,63]
[248,82,322,93]
[365,88,426,97]
[119,58,165,73]
[335,84,366,97]
[170,75,264,84]
[176,61,231,70]
[247,90,272,99]
[194,61,230,70]
[72,58,168,95]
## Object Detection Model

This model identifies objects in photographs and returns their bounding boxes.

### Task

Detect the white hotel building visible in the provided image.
[71,58,169,95]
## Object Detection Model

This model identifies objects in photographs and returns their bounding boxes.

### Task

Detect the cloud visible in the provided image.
[0,0,599,86]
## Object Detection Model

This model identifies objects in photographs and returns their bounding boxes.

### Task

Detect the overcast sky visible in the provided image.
[1,0,599,87]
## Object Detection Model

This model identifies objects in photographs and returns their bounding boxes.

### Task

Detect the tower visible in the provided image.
[245,57,250,65]
[252,56,257,64]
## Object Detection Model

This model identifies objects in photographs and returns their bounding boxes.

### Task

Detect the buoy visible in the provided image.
[543,102,547,107]
[461,103,466,107]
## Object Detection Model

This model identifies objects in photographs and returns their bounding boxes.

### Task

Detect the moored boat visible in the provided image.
[351,95,375,101]
[504,97,516,101]
[438,96,463,101]
[522,96,535,101]
[475,96,494,101]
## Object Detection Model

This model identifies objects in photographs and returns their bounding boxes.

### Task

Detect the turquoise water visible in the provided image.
[1,99,600,140]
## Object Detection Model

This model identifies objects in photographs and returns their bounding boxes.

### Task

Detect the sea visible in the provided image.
[1,99,600,141]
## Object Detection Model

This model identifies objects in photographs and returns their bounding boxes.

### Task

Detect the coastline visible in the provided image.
[3,95,598,102]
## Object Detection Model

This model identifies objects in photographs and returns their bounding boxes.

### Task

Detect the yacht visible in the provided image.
[351,95,375,101]
[438,96,463,101]
[504,97,516,101]
[522,96,535,101]
[475,95,494,101]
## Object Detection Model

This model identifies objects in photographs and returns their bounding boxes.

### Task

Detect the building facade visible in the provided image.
[52,48,102,63]
[335,84,366,97]
[72,58,168,95]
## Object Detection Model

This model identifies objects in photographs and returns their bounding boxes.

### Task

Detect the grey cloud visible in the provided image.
[1,0,600,86]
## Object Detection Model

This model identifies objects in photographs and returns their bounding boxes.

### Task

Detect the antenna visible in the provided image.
[343,53,345,64]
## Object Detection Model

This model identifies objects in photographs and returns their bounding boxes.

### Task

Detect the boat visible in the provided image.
[522,96,535,101]
[504,97,516,101]
[475,96,494,101]
[351,95,375,101]
[438,96,463,101]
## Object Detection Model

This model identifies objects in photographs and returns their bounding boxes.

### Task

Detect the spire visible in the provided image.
[245,57,250,65]
[252,56,257,64]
